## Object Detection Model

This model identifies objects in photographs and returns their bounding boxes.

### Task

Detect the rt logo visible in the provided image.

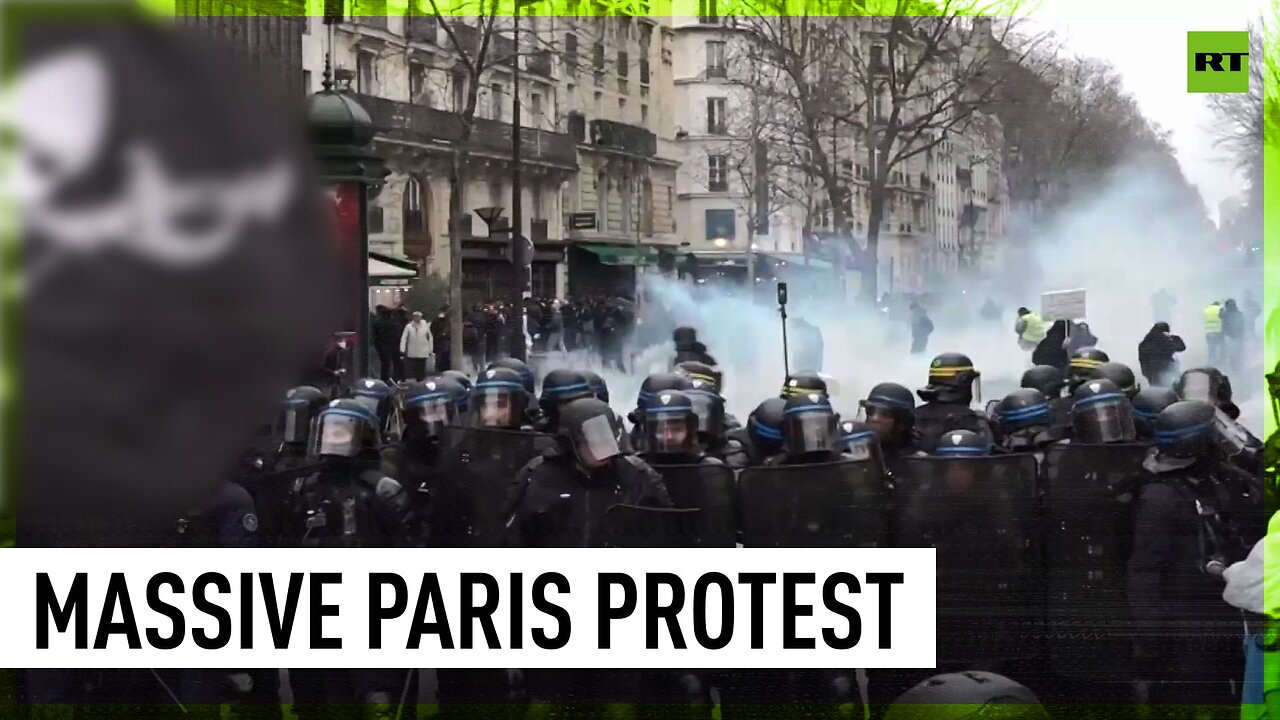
[1188,31,1250,93]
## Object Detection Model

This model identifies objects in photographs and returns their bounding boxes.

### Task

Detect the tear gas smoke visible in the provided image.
[533,161,1263,435]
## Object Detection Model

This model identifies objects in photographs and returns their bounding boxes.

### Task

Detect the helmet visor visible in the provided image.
[351,393,383,419]
[687,391,725,437]
[644,412,694,454]
[783,412,835,454]
[574,414,622,468]
[1181,371,1213,403]
[314,412,365,458]
[1073,395,1136,443]
[407,394,457,437]
[280,404,313,445]
[473,388,520,428]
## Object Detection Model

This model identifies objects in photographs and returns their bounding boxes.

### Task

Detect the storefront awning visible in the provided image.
[578,243,660,266]
[369,252,419,287]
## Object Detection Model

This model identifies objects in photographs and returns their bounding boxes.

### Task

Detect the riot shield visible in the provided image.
[432,427,555,547]
[738,459,889,548]
[605,505,703,547]
[1041,442,1149,679]
[652,463,738,547]
[891,454,1041,666]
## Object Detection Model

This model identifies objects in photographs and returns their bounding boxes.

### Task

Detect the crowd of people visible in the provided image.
[53,316,1268,720]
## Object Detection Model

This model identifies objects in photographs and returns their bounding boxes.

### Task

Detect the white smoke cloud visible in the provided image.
[534,161,1263,435]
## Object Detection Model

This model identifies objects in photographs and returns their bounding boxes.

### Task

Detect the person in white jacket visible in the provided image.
[1224,510,1280,720]
[399,311,434,381]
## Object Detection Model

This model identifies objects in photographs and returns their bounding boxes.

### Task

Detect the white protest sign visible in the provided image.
[1041,289,1087,321]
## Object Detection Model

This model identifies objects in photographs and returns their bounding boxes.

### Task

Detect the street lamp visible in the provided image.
[305,55,388,380]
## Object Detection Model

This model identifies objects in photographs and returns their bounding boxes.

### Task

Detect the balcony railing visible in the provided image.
[358,93,578,167]
[706,65,727,79]
[589,118,657,157]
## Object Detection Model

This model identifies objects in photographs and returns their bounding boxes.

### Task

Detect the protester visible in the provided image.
[400,311,434,381]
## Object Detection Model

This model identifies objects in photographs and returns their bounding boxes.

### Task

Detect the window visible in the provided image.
[870,44,885,69]
[641,104,649,126]
[706,97,726,134]
[565,33,579,70]
[490,83,503,121]
[619,98,627,116]
[530,92,543,125]
[367,197,384,234]
[452,70,466,111]
[302,69,311,94]
[594,71,605,88]
[705,208,735,241]
[409,61,427,102]
[708,155,728,192]
[617,50,629,77]
[594,42,605,70]
[706,41,726,77]
[874,85,885,120]
[403,176,424,234]
[594,91,603,114]
[357,51,375,94]
[640,58,651,84]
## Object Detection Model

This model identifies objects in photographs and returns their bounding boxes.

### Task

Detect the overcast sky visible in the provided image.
[1025,0,1264,225]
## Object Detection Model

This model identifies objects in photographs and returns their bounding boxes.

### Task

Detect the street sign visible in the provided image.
[568,212,597,230]
[1042,288,1087,321]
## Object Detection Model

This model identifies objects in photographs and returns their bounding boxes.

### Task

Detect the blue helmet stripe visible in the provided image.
[1074,392,1127,408]
[320,407,377,423]
[935,445,988,456]
[1154,421,1212,443]
[753,424,783,440]
[646,405,692,414]
[999,404,1049,421]
[839,430,877,443]
[544,382,591,396]
[867,394,912,409]
[406,391,453,404]
[475,380,527,391]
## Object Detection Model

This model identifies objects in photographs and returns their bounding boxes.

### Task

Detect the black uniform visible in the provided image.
[1129,400,1261,718]
[914,353,993,453]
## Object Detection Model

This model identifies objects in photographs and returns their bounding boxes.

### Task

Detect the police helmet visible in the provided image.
[1175,367,1239,418]
[1067,347,1110,390]
[312,399,381,459]
[747,397,787,454]
[348,378,396,431]
[859,382,916,429]
[1132,386,1179,440]
[558,398,626,471]
[684,378,727,439]
[995,388,1051,435]
[1020,365,1066,398]
[1092,361,1139,399]
[781,393,837,455]
[637,372,694,413]
[918,352,981,404]
[884,671,1049,720]
[782,372,829,399]
[1071,378,1136,444]
[581,370,610,403]
[932,429,990,458]
[643,391,699,455]
[1153,400,1216,460]
[441,370,473,394]
[402,377,464,439]
[837,420,878,462]
[487,357,536,394]
[470,367,530,429]
[279,385,328,446]
[539,369,594,418]
[676,360,724,395]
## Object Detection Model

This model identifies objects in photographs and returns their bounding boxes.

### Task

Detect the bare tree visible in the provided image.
[1207,22,1266,202]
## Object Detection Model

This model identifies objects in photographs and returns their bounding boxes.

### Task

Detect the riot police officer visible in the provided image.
[724,397,787,468]
[348,377,397,442]
[582,369,610,402]
[1092,360,1140,399]
[440,369,473,407]
[677,359,740,431]
[488,357,539,425]
[1175,366,1241,418]
[537,368,594,433]
[1021,364,1071,430]
[1132,386,1179,441]
[1173,367,1264,479]
[686,377,735,460]
[277,385,328,467]
[630,372,695,452]
[993,388,1062,453]
[1067,347,1110,393]
[858,382,919,461]
[504,398,673,548]
[673,326,719,366]
[1129,399,1260,716]
[773,393,841,465]
[837,420,881,462]
[470,367,534,430]
[393,376,466,532]
[914,352,993,453]
[781,371,828,398]
[639,390,722,467]
[1069,378,1136,444]
[288,400,423,718]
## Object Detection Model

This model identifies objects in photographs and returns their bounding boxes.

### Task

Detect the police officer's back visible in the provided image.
[1021,364,1071,432]
[724,397,786,468]
[505,398,673,548]
[914,352,993,453]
